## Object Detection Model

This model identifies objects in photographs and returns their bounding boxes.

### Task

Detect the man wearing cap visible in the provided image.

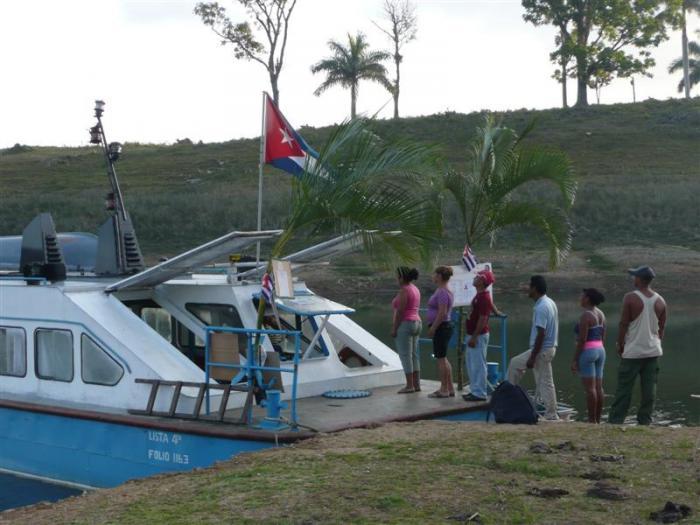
[609,266,667,425]
[507,275,560,420]
[463,269,497,402]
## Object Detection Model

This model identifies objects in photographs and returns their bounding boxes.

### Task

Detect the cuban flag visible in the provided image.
[264,93,319,176]
[261,271,274,303]
[462,244,477,272]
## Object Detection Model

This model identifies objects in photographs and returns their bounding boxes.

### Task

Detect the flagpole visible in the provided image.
[256,92,267,265]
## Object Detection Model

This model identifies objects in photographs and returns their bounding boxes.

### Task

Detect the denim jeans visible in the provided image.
[395,320,422,374]
[466,333,489,398]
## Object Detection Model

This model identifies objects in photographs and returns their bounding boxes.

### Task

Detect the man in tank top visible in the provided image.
[608,266,667,425]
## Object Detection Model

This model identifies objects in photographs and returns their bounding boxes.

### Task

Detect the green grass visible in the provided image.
[2,98,700,257]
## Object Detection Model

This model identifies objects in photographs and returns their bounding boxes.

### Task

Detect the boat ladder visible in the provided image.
[128,379,252,424]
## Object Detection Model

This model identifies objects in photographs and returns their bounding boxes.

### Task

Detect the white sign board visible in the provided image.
[447,262,493,307]
[271,259,294,298]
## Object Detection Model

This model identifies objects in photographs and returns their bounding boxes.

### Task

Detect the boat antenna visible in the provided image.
[90,100,127,222]
[89,100,145,275]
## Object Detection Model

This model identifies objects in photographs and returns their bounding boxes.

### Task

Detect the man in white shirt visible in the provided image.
[507,275,559,420]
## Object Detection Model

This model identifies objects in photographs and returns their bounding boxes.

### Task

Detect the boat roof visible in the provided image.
[105,230,282,293]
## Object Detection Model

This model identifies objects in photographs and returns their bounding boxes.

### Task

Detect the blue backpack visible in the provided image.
[490,380,538,424]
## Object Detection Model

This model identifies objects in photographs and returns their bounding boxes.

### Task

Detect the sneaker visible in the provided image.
[462,393,487,402]
[541,414,561,422]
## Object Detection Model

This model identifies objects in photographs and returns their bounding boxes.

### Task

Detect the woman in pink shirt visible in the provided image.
[391,267,422,393]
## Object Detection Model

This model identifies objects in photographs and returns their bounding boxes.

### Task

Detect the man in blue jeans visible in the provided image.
[463,270,496,402]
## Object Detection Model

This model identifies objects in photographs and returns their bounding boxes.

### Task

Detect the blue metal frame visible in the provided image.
[204,326,302,428]
[487,314,509,383]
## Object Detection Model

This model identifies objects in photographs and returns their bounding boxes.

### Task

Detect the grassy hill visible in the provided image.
[1,98,699,258]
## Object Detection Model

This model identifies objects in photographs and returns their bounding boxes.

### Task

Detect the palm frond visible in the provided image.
[490,201,573,269]
[273,119,443,267]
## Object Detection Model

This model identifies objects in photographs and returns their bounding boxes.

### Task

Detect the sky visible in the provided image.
[1,0,698,149]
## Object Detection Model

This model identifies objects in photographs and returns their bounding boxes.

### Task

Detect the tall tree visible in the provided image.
[523,0,681,107]
[311,33,392,119]
[670,29,700,93]
[443,117,577,268]
[373,0,418,119]
[194,0,297,105]
[680,0,700,98]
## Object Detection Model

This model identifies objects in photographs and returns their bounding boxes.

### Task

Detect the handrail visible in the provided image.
[418,310,508,390]
[204,326,303,428]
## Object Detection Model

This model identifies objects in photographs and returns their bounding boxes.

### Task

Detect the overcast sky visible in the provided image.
[1,0,698,149]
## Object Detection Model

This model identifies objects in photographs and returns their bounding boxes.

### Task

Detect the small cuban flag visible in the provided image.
[263,93,319,177]
[261,271,275,304]
[462,244,477,272]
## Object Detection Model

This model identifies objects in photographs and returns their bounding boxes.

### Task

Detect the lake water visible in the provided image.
[352,290,700,426]
[0,473,82,512]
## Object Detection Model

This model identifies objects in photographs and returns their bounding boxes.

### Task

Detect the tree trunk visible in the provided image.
[560,29,568,108]
[270,73,280,107]
[393,44,401,119]
[561,61,568,108]
[350,83,357,119]
[682,6,691,99]
[575,75,588,107]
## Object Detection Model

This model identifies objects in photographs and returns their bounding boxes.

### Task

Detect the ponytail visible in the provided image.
[397,266,419,283]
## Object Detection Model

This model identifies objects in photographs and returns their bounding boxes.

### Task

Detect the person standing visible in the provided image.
[571,288,607,423]
[608,266,667,425]
[463,270,496,402]
[507,275,560,420]
[391,267,422,394]
[426,266,455,398]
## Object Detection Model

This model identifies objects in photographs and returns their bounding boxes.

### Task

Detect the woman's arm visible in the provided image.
[392,289,407,336]
[572,312,590,373]
[428,302,448,337]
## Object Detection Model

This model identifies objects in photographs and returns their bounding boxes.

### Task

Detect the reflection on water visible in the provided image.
[352,292,699,427]
[0,473,82,511]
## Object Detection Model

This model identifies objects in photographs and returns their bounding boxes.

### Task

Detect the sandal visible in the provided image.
[428,391,450,398]
[397,387,415,394]
[449,392,456,397]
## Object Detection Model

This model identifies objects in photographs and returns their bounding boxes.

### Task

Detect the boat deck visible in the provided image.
[227,380,490,434]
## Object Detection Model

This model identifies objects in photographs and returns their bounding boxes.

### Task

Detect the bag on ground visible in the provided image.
[490,380,538,424]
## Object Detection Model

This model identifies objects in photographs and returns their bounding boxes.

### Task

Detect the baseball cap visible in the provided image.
[477,270,495,287]
[628,266,656,280]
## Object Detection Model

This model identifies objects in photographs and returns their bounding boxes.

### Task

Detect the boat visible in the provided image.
[0,102,492,490]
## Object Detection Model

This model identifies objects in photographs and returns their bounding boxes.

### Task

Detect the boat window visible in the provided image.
[35,328,73,382]
[141,307,173,342]
[185,303,247,351]
[81,334,124,386]
[0,326,26,377]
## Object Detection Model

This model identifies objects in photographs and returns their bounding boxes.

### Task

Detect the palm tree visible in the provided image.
[311,33,392,119]
[679,0,700,98]
[442,117,577,269]
[255,117,442,325]
[670,29,700,95]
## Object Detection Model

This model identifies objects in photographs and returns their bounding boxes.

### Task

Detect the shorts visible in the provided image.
[578,346,606,378]
[431,321,454,359]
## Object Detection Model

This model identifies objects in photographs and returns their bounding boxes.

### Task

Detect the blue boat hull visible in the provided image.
[0,407,273,488]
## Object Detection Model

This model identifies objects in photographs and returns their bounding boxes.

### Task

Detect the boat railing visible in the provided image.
[204,326,303,429]
[418,310,508,391]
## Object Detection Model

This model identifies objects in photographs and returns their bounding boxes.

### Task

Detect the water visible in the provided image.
[352,291,700,426]
[0,473,82,511]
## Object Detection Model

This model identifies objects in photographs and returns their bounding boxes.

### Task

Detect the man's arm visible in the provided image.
[617,294,633,355]
[527,327,545,368]
[656,297,667,340]
[468,315,489,347]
